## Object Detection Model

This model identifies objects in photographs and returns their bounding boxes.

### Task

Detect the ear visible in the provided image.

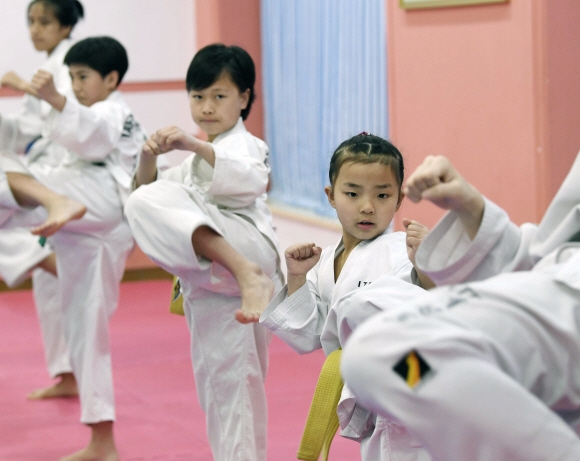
[395,190,405,212]
[104,70,120,91]
[324,185,336,209]
[63,25,72,38]
[240,88,250,109]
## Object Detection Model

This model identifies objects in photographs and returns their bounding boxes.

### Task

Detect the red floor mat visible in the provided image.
[0,280,360,460]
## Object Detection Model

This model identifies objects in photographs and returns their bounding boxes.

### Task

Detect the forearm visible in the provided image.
[192,140,216,167]
[135,152,158,187]
[414,268,435,290]
[455,185,485,240]
[287,274,307,296]
[43,93,66,112]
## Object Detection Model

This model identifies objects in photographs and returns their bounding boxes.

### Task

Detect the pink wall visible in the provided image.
[388,0,580,229]
[543,1,580,211]
[195,0,264,140]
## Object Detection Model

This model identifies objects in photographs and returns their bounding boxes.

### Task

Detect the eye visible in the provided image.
[345,192,357,198]
[378,193,389,199]
[215,94,225,99]
[191,94,202,100]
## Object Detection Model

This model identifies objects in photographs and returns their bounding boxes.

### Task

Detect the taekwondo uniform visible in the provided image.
[0,38,75,379]
[260,231,431,461]
[0,90,145,424]
[124,117,283,461]
[342,151,580,461]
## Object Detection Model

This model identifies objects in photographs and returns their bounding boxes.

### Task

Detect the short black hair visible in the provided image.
[186,43,256,120]
[329,133,405,190]
[64,36,129,86]
[28,0,84,28]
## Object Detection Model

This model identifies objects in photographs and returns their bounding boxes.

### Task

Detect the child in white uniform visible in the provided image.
[342,154,580,461]
[0,36,146,461]
[0,0,84,399]
[124,44,283,461]
[259,133,432,461]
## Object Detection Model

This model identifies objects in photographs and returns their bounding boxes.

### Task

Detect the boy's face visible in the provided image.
[28,2,71,54]
[188,73,250,142]
[325,161,403,248]
[69,65,117,107]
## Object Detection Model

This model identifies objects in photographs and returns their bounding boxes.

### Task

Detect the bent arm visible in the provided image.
[207,136,270,208]
[260,265,329,355]
[47,99,124,161]
[416,198,537,286]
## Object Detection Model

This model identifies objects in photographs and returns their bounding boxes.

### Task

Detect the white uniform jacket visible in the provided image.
[156,117,277,250]
[0,38,74,162]
[416,151,580,292]
[33,91,146,204]
[261,231,425,440]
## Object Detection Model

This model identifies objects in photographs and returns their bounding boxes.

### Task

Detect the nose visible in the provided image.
[29,22,40,35]
[71,79,82,93]
[201,100,214,114]
[360,198,375,214]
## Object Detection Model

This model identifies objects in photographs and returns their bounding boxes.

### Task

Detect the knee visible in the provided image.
[124,184,157,225]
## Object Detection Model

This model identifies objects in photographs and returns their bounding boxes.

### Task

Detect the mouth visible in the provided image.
[357,221,375,230]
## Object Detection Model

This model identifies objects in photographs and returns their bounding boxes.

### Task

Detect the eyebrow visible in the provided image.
[192,87,230,93]
[343,182,394,189]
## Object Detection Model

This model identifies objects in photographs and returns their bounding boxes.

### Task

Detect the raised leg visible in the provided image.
[6,171,86,236]
[342,273,580,461]
[191,225,274,323]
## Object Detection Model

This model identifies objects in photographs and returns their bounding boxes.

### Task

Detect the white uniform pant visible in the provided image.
[32,269,72,378]
[0,228,51,286]
[0,228,71,378]
[0,154,133,423]
[342,269,580,461]
[125,180,282,461]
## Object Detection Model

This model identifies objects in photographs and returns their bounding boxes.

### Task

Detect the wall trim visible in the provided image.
[0,80,186,99]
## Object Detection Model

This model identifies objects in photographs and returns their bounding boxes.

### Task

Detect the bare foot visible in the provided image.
[31,197,86,237]
[58,445,119,461]
[28,372,78,400]
[59,421,119,461]
[234,264,274,324]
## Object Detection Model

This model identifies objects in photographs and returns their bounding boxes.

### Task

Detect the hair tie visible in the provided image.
[358,131,369,136]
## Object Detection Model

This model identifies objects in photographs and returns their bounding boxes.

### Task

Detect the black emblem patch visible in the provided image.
[393,350,432,388]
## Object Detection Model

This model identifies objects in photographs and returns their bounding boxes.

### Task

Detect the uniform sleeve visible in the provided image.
[0,103,44,154]
[334,276,427,348]
[206,134,269,208]
[416,197,538,286]
[260,265,329,354]
[46,98,125,161]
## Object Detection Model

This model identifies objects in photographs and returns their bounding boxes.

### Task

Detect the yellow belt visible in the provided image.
[297,349,344,461]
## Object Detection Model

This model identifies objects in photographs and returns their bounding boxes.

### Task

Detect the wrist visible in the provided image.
[287,274,307,296]
[47,94,66,112]
[456,186,485,239]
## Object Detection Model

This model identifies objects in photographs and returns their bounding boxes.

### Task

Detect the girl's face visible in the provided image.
[325,161,403,249]
[28,2,71,54]
[188,72,250,142]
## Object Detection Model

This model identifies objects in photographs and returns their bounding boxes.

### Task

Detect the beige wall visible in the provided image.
[388,0,580,229]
